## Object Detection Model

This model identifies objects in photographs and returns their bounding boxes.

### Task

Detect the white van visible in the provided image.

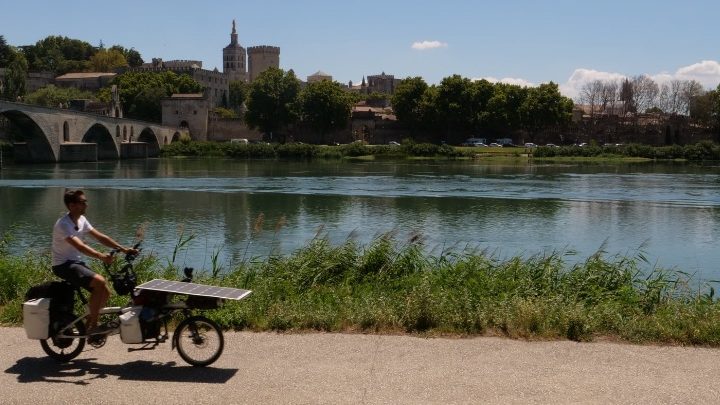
[230,138,249,144]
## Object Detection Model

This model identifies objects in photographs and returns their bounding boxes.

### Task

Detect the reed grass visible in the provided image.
[2,234,720,345]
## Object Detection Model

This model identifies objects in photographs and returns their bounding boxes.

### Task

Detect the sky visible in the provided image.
[2,0,719,99]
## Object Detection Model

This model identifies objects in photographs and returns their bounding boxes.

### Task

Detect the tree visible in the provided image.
[299,80,353,142]
[23,36,95,74]
[519,82,573,139]
[89,49,128,72]
[434,74,478,140]
[0,35,13,67]
[1,49,28,100]
[24,84,93,107]
[228,80,249,111]
[631,75,659,113]
[110,45,143,68]
[100,71,203,122]
[391,77,428,135]
[619,78,635,114]
[244,67,301,138]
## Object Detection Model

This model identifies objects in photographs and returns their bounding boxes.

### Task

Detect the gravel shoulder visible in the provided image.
[2,327,719,404]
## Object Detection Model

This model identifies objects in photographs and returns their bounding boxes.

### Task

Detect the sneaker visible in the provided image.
[87,323,114,335]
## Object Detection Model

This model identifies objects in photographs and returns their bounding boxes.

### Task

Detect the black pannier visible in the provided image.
[25,281,75,314]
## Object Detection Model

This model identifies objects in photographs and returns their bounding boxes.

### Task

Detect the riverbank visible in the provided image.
[158,140,720,162]
[2,235,719,346]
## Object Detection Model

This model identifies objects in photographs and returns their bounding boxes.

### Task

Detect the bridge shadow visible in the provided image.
[5,356,238,385]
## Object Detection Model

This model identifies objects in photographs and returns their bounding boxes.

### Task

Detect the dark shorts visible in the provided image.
[52,261,97,291]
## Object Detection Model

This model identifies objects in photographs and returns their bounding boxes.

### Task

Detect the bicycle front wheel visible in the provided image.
[173,315,224,367]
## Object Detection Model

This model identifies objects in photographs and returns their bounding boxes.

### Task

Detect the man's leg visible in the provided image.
[87,274,110,331]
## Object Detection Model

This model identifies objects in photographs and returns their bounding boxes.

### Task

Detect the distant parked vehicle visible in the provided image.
[230,138,248,144]
[545,143,559,148]
[489,143,502,147]
[524,143,537,148]
[388,141,401,146]
[462,137,487,147]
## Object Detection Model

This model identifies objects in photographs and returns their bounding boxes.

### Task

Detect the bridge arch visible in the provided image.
[82,123,118,159]
[138,127,160,156]
[0,109,56,162]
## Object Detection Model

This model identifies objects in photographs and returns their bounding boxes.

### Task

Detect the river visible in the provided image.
[1,158,718,280]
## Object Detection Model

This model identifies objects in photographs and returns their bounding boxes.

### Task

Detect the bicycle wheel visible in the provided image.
[174,315,224,367]
[40,313,86,362]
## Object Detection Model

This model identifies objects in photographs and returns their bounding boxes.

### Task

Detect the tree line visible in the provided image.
[0,34,143,100]
[391,76,574,143]
[577,76,720,131]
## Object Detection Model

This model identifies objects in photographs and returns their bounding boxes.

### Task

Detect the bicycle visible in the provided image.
[23,242,251,367]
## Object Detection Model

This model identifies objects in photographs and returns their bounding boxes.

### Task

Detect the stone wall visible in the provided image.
[207,118,263,141]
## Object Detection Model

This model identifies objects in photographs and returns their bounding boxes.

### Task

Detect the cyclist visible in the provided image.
[51,189,137,335]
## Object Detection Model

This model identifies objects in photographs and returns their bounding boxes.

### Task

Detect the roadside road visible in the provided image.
[2,327,718,404]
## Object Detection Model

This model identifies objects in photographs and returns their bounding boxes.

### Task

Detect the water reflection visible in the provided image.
[0,158,718,277]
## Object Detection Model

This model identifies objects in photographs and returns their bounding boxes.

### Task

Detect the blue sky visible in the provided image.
[2,0,719,98]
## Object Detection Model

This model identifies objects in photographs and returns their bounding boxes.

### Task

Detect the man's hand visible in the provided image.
[99,252,114,265]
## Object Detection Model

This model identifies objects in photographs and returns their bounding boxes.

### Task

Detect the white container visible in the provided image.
[23,298,51,340]
[119,306,143,344]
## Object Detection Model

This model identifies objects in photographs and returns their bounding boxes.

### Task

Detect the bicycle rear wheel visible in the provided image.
[40,313,86,362]
[174,315,224,367]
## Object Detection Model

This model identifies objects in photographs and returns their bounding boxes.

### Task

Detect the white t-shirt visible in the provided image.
[52,214,94,266]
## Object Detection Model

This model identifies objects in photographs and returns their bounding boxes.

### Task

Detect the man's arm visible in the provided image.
[65,235,113,265]
[88,228,130,253]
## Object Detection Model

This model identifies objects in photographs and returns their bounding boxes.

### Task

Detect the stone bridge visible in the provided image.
[0,100,188,163]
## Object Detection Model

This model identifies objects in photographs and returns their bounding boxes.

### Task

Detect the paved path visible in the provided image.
[2,327,719,404]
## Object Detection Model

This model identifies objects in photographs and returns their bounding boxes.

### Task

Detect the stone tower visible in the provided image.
[223,20,247,83]
[247,46,280,82]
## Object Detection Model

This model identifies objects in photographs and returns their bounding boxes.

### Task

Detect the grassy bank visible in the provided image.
[2,235,719,345]
[158,140,720,162]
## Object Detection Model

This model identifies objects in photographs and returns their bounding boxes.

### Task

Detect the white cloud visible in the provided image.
[476,76,535,87]
[560,61,720,99]
[560,68,627,100]
[411,40,448,50]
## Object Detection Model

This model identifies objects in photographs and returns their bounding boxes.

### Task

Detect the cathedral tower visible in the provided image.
[223,20,247,82]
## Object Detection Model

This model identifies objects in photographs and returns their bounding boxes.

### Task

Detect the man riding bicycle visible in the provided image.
[51,189,137,335]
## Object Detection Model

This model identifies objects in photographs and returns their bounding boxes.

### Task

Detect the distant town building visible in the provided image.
[55,72,116,91]
[366,72,401,95]
[161,93,210,141]
[307,70,332,83]
[248,46,280,83]
[223,20,247,83]
[129,58,228,108]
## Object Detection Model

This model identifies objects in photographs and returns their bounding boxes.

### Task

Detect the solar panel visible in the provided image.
[136,279,252,301]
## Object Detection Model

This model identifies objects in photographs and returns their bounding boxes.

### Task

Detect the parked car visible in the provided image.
[489,143,502,147]
[524,143,537,148]
[462,137,487,146]
[545,143,559,148]
[388,141,401,146]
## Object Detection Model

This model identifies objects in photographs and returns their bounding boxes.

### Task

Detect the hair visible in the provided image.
[63,189,85,208]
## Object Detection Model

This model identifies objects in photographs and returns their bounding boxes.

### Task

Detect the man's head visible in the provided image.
[63,189,88,212]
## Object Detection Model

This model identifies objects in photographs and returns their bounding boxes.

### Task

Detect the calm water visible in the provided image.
[1,158,719,279]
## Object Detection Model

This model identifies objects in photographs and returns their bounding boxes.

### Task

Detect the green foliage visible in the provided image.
[3,235,720,344]
[0,35,12,67]
[244,67,301,135]
[1,49,27,100]
[213,107,238,119]
[22,35,96,74]
[299,80,353,141]
[392,77,429,132]
[101,71,203,122]
[109,45,143,68]
[533,141,720,161]
[88,49,128,72]
[24,85,94,107]
[228,80,249,110]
